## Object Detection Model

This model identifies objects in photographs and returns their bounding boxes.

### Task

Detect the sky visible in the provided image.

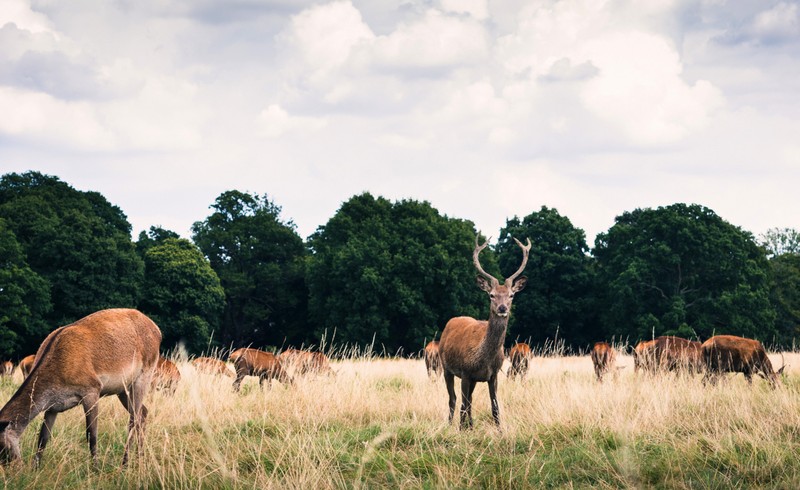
[1,0,798,244]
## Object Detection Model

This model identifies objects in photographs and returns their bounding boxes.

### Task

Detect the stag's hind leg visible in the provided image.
[118,381,149,466]
[459,377,476,429]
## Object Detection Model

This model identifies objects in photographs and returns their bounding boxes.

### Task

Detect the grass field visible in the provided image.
[1,351,800,489]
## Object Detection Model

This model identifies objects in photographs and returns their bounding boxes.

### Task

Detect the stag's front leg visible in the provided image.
[34,410,59,465]
[81,392,101,466]
[445,371,457,424]
[488,374,501,427]
[459,377,476,429]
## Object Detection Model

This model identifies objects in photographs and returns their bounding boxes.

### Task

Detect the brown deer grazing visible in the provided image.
[152,357,181,395]
[229,348,292,391]
[280,349,334,376]
[632,340,656,374]
[591,342,616,382]
[507,342,532,381]
[652,336,703,374]
[18,355,35,379]
[423,341,443,379]
[0,361,12,377]
[439,236,530,429]
[702,335,785,388]
[192,356,235,377]
[0,308,161,466]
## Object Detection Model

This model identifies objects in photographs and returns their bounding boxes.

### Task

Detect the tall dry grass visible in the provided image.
[1,350,800,488]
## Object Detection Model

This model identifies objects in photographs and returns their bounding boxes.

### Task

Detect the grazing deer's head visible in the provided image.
[473,236,530,318]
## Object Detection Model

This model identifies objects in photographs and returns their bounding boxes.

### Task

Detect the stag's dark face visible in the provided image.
[0,422,21,464]
[477,276,527,317]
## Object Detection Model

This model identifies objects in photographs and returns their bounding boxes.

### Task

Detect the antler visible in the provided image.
[473,236,498,286]
[505,237,531,285]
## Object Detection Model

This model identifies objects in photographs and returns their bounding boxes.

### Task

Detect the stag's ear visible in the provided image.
[476,275,493,293]
[511,276,527,293]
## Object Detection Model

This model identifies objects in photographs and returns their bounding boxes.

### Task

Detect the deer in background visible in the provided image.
[229,348,292,391]
[591,342,616,382]
[17,355,35,379]
[0,308,161,466]
[702,335,785,388]
[192,356,235,377]
[439,236,530,429]
[0,361,12,377]
[632,340,656,374]
[423,340,442,379]
[507,342,532,381]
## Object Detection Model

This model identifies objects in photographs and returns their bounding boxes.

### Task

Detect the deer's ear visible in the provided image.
[511,276,527,293]
[476,275,493,293]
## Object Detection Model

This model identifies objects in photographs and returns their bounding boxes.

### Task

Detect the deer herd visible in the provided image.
[0,236,791,468]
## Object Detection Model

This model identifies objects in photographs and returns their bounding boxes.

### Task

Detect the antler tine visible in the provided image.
[505,237,531,284]
[473,235,498,286]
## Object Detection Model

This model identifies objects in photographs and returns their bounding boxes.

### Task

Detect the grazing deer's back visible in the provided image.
[31,309,161,390]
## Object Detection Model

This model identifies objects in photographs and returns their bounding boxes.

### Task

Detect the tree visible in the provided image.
[593,203,775,342]
[497,207,597,350]
[768,251,800,346]
[0,218,51,358]
[306,193,487,353]
[191,191,307,348]
[136,226,180,256]
[761,228,800,258]
[0,172,143,329]
[137,237,225,354]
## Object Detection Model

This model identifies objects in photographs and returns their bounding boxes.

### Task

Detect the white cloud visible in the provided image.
[0,0,55,34]
[580,31,725,145]
[750,2,800,44]
[257,104,327,138]
[439,0,488,21]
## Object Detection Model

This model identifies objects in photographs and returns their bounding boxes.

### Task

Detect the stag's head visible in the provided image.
[473,236,530,317]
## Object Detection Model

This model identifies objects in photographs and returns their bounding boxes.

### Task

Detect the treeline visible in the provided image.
[0,171,798,358]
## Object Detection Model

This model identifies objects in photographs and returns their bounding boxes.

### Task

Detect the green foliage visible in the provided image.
[497,207,597,348]
[0,218,51,357]
[191,190,307,348]
[769,253,800,345]
[138,237,225,354]
[306,193,486,353]
[761,227,800,258]
[593,203,775,342]
[0,171,142,335]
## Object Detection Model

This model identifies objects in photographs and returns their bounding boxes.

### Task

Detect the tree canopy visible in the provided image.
[593,203,775,342]
[306,193,487,353]
[0,172,143,331]
[497,207,597,349]
[138,236,225,354]
[191,191,307,348]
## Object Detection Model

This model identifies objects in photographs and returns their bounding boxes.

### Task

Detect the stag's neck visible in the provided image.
[0,374,51,432]
[479,313,509,360]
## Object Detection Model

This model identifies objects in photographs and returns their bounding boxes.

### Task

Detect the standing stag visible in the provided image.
[591,342,616,382]
[702,335,785,388]
[423,341,442,379]
[0,308,161,466]
[439,236,530,429]
[230,348,292,391]
[507,342,532,381]
[632,340,656,374]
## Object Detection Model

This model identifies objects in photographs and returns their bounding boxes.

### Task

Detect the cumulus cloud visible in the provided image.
[257,104,327,138]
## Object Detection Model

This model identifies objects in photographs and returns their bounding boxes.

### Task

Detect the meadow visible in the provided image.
[1,351,800,489]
